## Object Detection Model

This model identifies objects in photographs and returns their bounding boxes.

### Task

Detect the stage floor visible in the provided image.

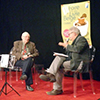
[0,70,100,100]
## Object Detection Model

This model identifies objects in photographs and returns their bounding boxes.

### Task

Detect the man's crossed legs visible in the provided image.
[39,56,71,95]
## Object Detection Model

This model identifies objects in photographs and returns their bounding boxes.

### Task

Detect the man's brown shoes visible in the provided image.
[46,89,63,95]
[39,73,56,82]
[20,74,27,80]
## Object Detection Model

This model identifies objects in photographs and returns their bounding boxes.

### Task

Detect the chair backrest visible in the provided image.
[80,46,96,73]
[9,47,14,55]
[73,46,96,73]
[89,46,96,62]
[9,47,15,69]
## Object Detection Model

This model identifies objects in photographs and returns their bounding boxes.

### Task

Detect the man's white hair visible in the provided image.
[69,26,80,35]
[22,31,30,37]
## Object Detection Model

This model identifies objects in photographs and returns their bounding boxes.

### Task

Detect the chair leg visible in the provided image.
[73,72,77,98]
[0,68,2,80]
[16,69,18,81]
[33,65,41,86]
[33,64,45,88]
[89,70,95,94]
[16,68,23,84]
[79,73,85,91]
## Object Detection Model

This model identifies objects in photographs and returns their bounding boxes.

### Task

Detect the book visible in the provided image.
[53,52,68,57]
[0,54,9,68]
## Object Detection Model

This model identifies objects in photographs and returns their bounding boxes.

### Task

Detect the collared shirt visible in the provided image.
[21,42,30,55]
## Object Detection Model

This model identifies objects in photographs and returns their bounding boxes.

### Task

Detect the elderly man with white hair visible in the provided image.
[12,31,39,91]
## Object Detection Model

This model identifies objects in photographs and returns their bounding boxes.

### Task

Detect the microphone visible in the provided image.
[65,38,69,43]
[27,52,30,56]
[63,38,69,49]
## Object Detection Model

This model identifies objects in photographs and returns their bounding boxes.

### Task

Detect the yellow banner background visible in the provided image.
[61,0,92,46]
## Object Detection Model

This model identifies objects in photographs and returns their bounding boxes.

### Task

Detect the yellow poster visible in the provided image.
[61,0,92,46]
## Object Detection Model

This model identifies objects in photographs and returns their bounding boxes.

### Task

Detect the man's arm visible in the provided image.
[67,36,89,53]
[12,41,23,59]
[28,42,39,58]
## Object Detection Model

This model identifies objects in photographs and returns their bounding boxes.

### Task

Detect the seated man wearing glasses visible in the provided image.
[39,26,90,95]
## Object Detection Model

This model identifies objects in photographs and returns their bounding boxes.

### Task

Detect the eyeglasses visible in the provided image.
[69,32,74,35]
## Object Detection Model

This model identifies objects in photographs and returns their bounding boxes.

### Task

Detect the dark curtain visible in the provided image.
[0,0,100,80]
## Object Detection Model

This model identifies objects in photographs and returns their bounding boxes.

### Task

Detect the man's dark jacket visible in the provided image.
[66,34,90,72]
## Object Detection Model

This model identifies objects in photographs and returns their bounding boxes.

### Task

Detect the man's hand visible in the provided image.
[53,53,58,56]
[22,55,31,60]
[28,55,33,57]
[58,42,68,48]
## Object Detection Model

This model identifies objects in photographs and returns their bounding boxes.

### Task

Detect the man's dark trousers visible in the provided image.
[15,57,34,86]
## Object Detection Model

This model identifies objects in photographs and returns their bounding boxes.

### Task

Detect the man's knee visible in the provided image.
[28,57,32,61]
[63,61,70,68]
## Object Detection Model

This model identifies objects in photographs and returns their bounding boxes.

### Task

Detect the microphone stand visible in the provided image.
[0,68,20,96]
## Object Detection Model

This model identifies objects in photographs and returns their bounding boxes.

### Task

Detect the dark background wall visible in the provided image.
[0,0,100,80]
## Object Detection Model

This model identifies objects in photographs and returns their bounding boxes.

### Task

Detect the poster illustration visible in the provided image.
[61,0,92,46]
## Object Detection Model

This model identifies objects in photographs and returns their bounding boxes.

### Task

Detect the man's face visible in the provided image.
[22,33,30,44]
[68,30,79,41]
[68,31,76,41]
